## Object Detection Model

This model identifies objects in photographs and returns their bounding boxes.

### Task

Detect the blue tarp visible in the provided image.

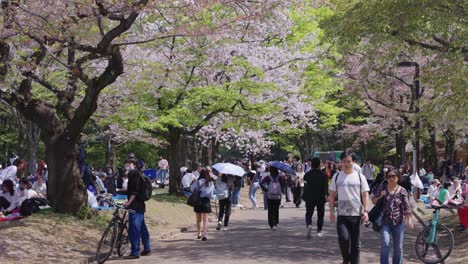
[143,169,158,180]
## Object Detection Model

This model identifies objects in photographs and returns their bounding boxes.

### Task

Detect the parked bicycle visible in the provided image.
[96,199,131,264]
[415,203,458,264]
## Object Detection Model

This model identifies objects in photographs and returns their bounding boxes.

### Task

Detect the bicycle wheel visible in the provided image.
[415,224,454,264]
[96,222,118,264]
[117,221,129,257]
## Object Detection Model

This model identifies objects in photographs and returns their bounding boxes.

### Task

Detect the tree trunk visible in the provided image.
[168,132,184,194]
[444,128,455,161]
[17,116,40,176]
[190,137,199,169]
[424,126,438,171]
[201,143,212,166]
[395,131,406,167]
[45,136,87,214]
[104,133,115,169]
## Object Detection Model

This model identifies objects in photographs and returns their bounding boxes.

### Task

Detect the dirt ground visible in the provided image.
[0,190,196,264]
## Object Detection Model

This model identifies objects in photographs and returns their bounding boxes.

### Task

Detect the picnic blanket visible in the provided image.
[0,215,23,222]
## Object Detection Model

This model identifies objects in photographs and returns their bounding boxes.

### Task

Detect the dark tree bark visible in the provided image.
[167,130,184,194]
[190,137,199,169]
[443,128,455,161]
[104,133,116,169]
[17,116,40,176]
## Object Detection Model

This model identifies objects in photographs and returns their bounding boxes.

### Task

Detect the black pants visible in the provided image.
[292,186,303,207]
[267,199,281,228]
[0,196,11,211]
[305,201,325,231]
[218,198,231,227]
[337,215,361,264]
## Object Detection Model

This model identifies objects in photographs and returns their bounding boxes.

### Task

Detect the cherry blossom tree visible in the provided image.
[0,0,284,213]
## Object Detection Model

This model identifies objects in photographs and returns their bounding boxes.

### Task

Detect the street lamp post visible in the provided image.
[397,61,420,177]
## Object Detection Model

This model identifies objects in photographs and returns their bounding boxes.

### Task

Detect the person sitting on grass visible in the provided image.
[17,178,38,205]
[0,179,20,216]
[32,176,47,198]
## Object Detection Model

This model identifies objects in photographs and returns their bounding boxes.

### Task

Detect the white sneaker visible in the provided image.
[272,225,277,230]
[306,226,312,239]
[223,226,229,231]
[216,221,222,231]
[317,231,323,238]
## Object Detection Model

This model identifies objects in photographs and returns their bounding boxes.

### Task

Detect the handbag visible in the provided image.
[186,182,201,207]
[368,192,385,232]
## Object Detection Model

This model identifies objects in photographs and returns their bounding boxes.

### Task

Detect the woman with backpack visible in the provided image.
[372,169,413,264]
[191,169,214,241]
[215,174,233,231]
[260,166,286,230]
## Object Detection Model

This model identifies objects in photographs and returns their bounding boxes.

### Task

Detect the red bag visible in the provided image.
[458,206,468,228]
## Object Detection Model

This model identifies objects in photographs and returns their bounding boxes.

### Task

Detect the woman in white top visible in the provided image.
[190,169,214,241]
[0,179,21,215]
[448,178,462,198]
[292,164,305,208]
[32,176,47,198]
[427,179,441,201]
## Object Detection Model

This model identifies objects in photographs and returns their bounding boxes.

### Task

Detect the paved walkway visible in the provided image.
[105,202,430,264]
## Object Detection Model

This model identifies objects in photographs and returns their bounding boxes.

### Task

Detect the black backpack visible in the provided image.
[20,198,41,216]
[139,174,153,201]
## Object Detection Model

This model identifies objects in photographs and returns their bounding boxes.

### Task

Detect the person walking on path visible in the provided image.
[362,160,375,185]
[260,166,286,230]
[260,166,270,210]
[292,164,305,208]
[191,169,215,241]
[231,173,243,208]
[329,151,370,264]
[302,157,328,239]
[215,174,234,231]
[247,165,260,209]
[372,169,413,264]
[123,157,151,259]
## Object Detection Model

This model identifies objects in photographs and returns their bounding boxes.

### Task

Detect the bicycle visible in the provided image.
[95,199,131,264]
[415,203,458,264]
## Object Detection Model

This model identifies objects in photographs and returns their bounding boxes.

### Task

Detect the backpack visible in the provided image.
[267,175,282,200]
[401,175,412,193]
[20,199,40,216]
[139,174,153,201]
[215,178,229,200]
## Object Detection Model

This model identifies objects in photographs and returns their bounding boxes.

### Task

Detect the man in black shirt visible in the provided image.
[302,157,328,239]
[123,157,151,259]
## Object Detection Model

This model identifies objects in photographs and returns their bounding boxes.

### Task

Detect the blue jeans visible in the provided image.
[380,223,405,264]
[263,191,268,209]
[232,186,241,205]
[249,182,259,208]
[158,169,167,183]
[128,212,151,256]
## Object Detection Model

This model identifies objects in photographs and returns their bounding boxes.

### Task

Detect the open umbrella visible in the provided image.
[268,161,297,176]
[212,163,245,177]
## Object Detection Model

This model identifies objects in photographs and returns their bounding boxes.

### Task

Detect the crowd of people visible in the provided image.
[179,151,468,264]
[0,155,48,218]
[1,149,467,263]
